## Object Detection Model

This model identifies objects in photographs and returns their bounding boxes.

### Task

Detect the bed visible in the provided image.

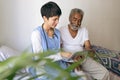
[92,45,120,79]
[0,45,30,80]
[0,45,120,80]
[0,45,20,61]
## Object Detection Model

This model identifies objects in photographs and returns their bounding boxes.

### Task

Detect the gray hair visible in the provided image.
[69,8,84,20]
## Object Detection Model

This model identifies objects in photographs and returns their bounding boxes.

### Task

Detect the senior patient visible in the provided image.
[59,8,110,80]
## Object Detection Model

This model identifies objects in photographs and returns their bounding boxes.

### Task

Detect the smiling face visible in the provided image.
[70,12,83,27]
[69,12,83,30]
[69,8,84,31]
[41,1,62,30]
[43,15,60,29]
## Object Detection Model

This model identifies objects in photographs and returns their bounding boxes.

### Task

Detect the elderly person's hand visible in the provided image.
[72,55,84,62]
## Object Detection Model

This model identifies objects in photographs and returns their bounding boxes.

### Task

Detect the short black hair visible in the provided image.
[41,1,62,19]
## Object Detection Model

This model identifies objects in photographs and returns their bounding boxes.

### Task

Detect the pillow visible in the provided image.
[0,51,6,61]
[0,45,30,79]
[0,45,20,61]
[92,45,120,76]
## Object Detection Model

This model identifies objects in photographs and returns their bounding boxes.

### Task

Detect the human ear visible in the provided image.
[43,16,48,22]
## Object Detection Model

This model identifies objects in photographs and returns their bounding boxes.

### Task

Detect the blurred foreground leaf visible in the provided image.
[0,50,101,80]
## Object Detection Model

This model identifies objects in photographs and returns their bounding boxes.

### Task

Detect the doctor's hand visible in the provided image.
[60,52,72,59]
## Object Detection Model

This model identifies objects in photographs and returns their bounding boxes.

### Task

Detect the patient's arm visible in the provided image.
[84,40,95,58]
[84,40,92,50]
